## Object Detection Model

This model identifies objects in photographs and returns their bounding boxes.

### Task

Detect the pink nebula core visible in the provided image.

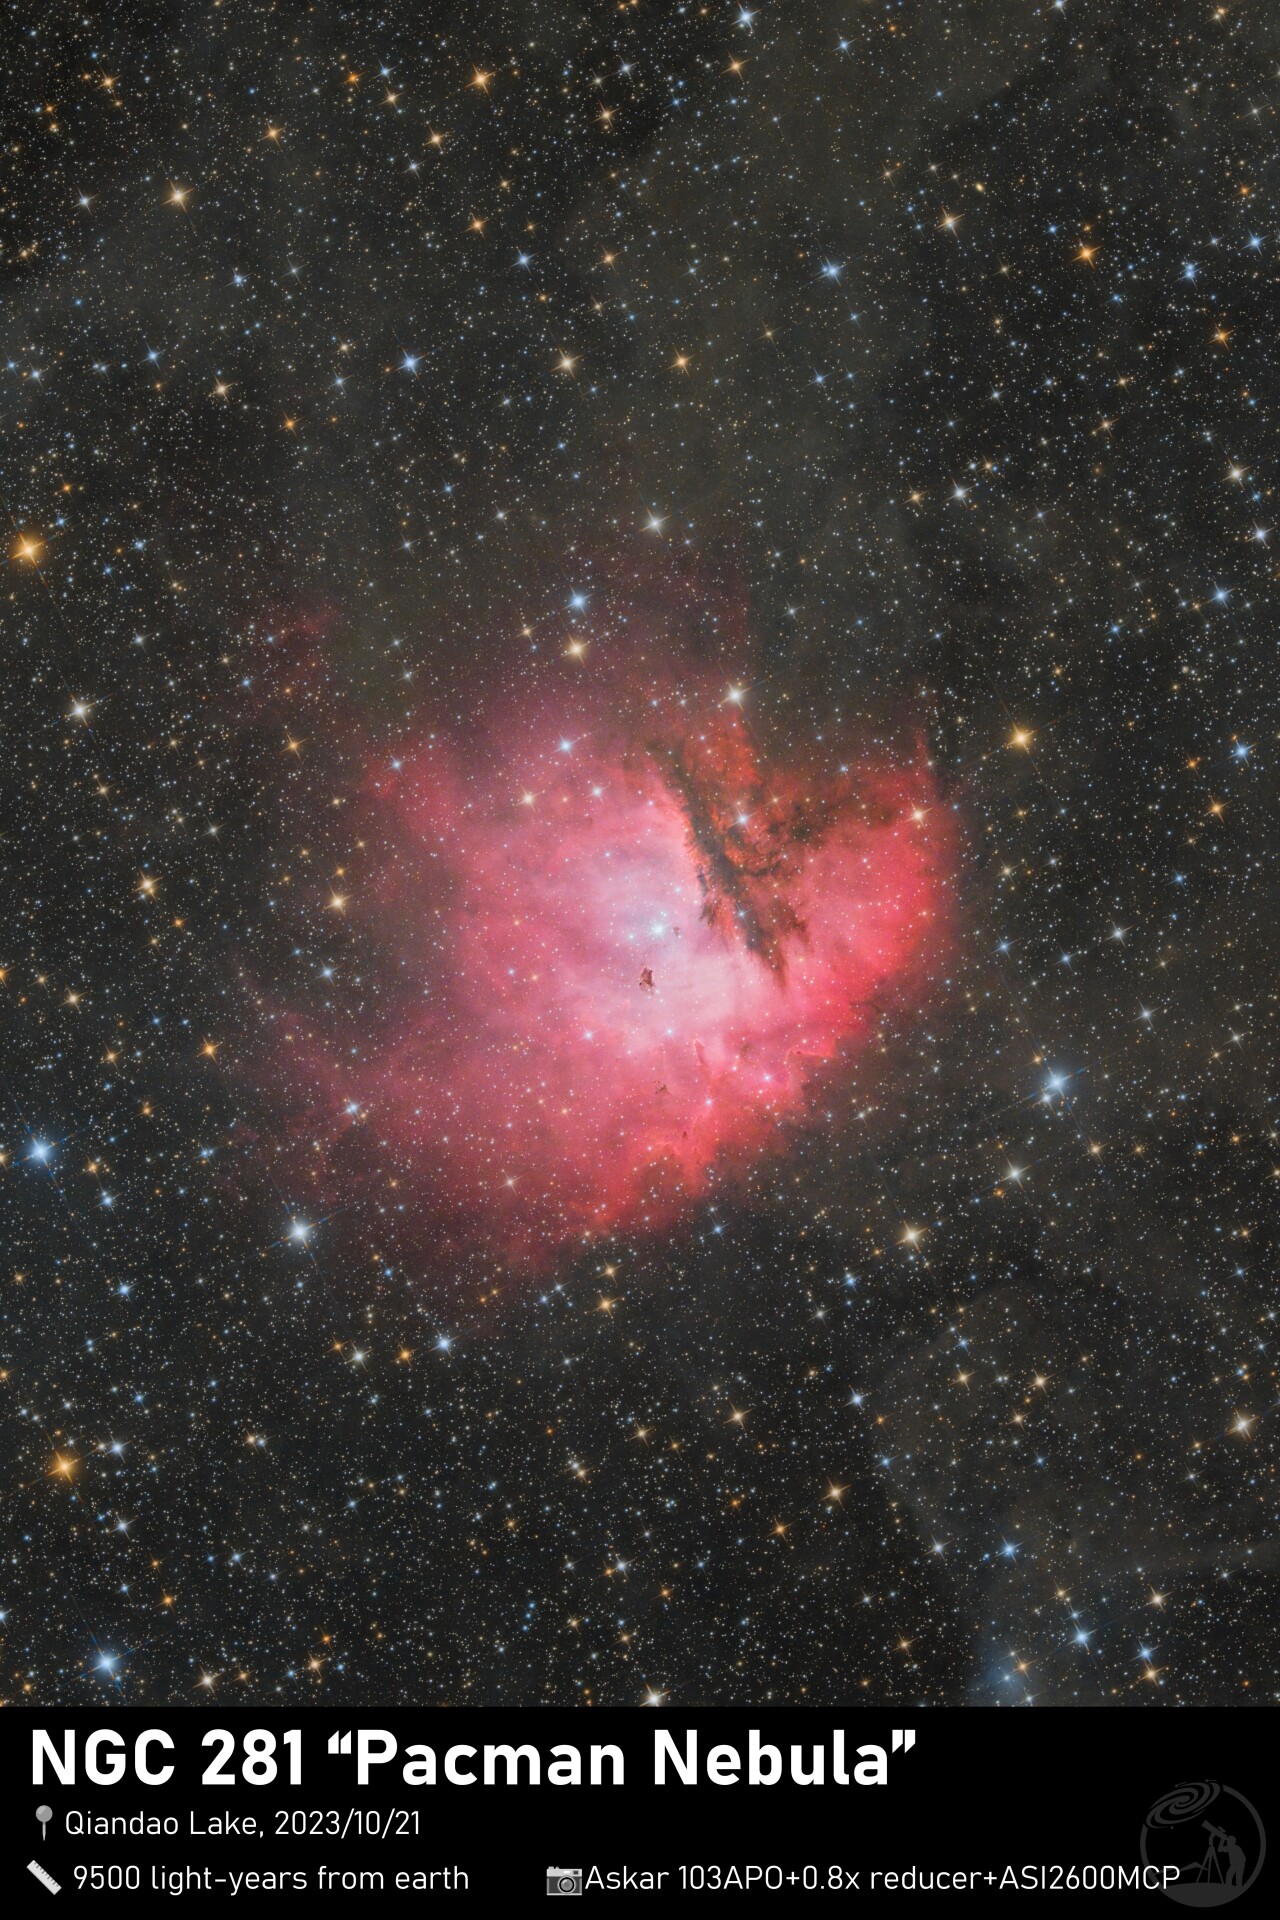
[293,692,951,1262]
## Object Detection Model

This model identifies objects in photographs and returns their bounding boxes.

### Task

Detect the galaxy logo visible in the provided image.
[1140,1782,1265,1907]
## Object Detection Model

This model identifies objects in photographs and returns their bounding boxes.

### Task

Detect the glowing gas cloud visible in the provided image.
[284,678,952,1263]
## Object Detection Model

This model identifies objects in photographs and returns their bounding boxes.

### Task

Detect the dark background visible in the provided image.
[2,2,1278,1709]
[7,1708,1271,1906]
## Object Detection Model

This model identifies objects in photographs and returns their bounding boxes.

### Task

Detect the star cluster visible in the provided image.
[2,2,1278,1707]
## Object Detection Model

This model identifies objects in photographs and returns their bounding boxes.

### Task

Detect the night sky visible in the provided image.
[3,1,1277,1710]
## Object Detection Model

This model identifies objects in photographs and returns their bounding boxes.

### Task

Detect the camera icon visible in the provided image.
[547,1867,583,1896]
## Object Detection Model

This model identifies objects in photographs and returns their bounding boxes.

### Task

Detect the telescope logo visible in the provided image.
[1140,1781,1264,1907]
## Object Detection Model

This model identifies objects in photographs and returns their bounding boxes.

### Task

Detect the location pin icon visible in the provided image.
[35,1805,52,1840]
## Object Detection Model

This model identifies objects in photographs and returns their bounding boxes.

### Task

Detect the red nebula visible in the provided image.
[284,682,952,1264]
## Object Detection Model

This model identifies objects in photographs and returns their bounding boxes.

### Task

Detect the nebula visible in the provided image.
[280,678,951,1264]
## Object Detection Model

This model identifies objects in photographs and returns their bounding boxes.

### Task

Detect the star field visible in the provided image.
[2,1,1279,1708]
